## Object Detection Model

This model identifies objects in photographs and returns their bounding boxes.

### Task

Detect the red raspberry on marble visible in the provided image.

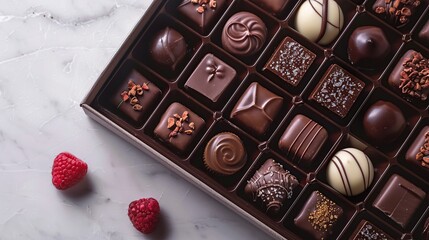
[128,198,160,234]
[51,152,88,190]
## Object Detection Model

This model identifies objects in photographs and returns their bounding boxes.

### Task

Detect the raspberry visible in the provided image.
[128,198,160,234]
[51,152,88,190]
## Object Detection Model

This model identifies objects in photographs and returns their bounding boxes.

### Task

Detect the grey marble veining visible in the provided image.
[0,0,272,239]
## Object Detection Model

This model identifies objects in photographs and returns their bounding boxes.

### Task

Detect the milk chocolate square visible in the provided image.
[185,54,236,103]
[310,64,365,118]
[373,174,426,228]
[230,82,283,137]
[278,114,328,167]
[104,70,161,126]
[265,37,316,86]
[294,191,343,239]
[177,0,227,33]
[154,102,205,153]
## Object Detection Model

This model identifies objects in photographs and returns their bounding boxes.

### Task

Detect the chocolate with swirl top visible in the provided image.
[245,159,299,215]
[203,132,247,175]
[222,12,267,57]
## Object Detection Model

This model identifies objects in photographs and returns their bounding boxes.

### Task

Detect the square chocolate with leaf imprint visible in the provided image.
[185,53,237,103]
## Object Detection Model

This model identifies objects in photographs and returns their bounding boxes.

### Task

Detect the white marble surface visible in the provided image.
[0,1,272,239]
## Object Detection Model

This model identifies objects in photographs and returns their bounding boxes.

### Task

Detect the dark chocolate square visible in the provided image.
[278,114,328,167]
[185,53,237,103]
[419,20,429,46]
[294,191,343,239]
[350,220,394,240]
[373,174,426,228]
[264,37,316,86]
[154,102,205,153]
[177,0,227,33]
[310,64,365,118]
[103,70,161,126]
[250,0,289,15]
[230,82,283,137]
[406,126,429,170]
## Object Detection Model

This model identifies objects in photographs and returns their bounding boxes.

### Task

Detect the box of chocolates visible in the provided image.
[81,0,429,239]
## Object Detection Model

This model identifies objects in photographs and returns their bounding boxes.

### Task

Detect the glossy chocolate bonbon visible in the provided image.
[347,26,391,70]
[362,100,406,145]
[150,27,187,71]
[83,0,429,239]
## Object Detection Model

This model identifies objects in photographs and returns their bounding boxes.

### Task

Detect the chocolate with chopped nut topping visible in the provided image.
[177,0,226,33]
[154,102,205,153]
[373,0,422,27]
[406,126,429,170]
[103,70,161,126]
[388,50,429,101]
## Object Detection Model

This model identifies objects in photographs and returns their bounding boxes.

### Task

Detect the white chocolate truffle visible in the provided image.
[294,0,344,45]
[327,148,374,196]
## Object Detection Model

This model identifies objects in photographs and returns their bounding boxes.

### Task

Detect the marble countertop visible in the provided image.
[0,0,271,239]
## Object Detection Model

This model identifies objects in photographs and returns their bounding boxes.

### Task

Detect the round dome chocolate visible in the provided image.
[348,26,391,70]
[222,12,267,57]
[149,27,187,71]
[294,0,344,45]
[363,100,406,145]
[203,132,247,175]
[327,148,374,196]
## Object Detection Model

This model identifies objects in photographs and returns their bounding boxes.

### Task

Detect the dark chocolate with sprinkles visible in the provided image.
[244,159,298,215]
[264,37,316,86]
[294,191,343,239]
[351,220,394,240]
[310,64,365,118]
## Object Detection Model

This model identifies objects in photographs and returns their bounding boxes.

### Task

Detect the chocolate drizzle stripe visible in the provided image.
[292,122,318,162]
[308,0,341,43]
[365,155,372,189]
[316,0,328,43]
[287,120,313,159]
[342,149,367,190]
[299,126,324,163]
[333,156,351,196]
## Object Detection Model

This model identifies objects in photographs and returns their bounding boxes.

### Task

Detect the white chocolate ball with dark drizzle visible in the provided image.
[294,0,344,45]
[222,12,267,57]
